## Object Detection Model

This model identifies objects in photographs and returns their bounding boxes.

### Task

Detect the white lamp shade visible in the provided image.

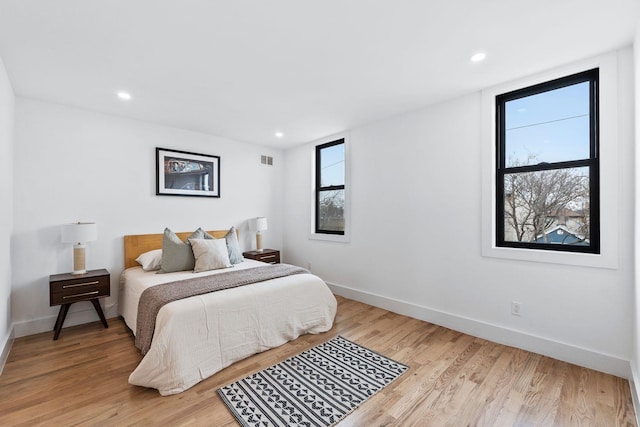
[61,222,97,244]
[251,217,268,232]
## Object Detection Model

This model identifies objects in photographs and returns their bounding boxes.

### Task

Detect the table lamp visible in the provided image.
[61,222,97,274]
[250,217,268,252]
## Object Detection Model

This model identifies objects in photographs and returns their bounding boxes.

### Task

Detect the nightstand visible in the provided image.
[243,249,280,264]
[49,268,110,340]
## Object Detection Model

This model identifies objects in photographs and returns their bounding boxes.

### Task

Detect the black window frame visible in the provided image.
[496,68,600,254]
[315,138,345,235]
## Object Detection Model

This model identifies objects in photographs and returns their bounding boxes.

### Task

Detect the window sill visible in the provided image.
[309,233,350,243]
[482,244,617,269]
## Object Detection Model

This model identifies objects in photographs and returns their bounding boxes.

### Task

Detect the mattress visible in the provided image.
[119,260,337,395]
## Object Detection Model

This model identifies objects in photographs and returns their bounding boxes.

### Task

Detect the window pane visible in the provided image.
[320,143,344,187]
[505,82,590,167]
[318,189,345,232]
[503,167,590,245]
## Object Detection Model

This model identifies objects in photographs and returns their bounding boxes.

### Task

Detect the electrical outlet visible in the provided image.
[511,301,522,316]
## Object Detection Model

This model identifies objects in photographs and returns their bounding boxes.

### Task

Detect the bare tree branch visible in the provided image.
[503,155,589,243]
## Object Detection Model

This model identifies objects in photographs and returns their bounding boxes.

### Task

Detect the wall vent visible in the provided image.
[261,155,273,166]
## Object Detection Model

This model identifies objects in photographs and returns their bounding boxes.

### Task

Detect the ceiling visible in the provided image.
[0,1,638,148]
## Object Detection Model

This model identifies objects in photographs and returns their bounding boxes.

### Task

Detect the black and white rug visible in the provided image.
[217,336,408,427]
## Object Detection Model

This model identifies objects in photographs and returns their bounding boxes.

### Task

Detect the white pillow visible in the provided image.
[189,238,232,273]
[135,249,162,271]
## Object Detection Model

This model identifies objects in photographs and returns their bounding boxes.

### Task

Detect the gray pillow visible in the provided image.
[225,226,243,264]
[197,227,216,240]
[157,228,203,273]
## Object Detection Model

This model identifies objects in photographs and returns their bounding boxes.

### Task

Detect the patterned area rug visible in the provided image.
[217,336,408,427]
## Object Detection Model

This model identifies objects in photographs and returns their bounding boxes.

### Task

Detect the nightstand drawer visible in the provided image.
[50,271,110,306]
[254,253,280,263]
[243,249,280,264]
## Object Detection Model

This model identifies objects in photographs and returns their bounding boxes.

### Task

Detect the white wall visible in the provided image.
[632,23,640,409]
[283,48,635,377]
[0,57,15,370]
[12,99,283,337]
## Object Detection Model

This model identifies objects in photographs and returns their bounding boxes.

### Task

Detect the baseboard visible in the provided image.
[13,302,119,338]
[328,282,631,379]
[630,364,640,425]
[0,323,15,375]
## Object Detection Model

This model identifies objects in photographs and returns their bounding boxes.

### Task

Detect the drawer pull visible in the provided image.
[260,255,276,259]
[63,291,99,299]
[63,280,100,289]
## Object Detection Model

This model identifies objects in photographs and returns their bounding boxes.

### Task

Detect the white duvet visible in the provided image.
[119,260,337,395]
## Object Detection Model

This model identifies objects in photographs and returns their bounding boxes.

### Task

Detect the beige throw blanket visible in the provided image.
[135,264,309,354]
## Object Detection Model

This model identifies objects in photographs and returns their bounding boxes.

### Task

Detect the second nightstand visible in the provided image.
[49,268,110,340]
[243,249,280,264]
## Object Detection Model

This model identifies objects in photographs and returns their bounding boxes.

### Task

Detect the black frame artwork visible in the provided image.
[156,147,220,197]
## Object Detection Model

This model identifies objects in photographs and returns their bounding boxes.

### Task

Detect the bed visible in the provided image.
[120,229,337,396]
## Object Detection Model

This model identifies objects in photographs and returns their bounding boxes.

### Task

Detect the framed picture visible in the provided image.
[156,148,220,197]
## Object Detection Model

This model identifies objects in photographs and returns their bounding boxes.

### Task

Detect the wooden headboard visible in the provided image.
[124,230,233,269]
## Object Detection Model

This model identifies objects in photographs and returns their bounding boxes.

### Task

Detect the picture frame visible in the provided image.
[156,147,220,197]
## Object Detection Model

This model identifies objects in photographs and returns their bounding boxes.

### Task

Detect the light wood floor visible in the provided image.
[0,295,636,426]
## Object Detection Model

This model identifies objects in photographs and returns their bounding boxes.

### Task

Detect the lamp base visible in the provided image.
[256,232,264,252]
[72,243,87,275]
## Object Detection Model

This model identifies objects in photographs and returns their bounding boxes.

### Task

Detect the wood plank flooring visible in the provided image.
[0,296,636,426]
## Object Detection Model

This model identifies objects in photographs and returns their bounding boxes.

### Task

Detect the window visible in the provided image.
[315,138,345,235]
[496,69,599,254]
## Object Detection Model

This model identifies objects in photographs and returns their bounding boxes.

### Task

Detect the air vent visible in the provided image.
[261,155,273,166]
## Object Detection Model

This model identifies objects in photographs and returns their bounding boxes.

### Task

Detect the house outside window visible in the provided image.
[495,68,600,254]
[315,138,345,235]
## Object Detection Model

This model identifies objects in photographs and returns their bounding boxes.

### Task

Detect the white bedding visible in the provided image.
[119,260,337,395]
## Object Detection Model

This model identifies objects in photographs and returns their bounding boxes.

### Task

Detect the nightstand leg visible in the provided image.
[91,299,109,329]
[53,304,71,340]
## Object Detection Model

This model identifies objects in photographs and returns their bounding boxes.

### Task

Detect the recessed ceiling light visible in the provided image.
[117,91,132,101]
[470,52,487,63]
[275,132,284,138]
